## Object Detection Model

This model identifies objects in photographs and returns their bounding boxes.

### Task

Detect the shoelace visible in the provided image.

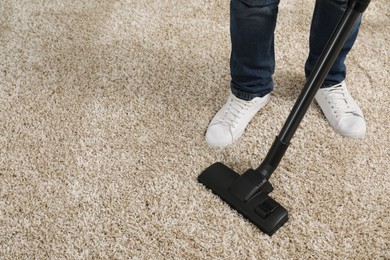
[217,96,251,128]
[323,84,358,118]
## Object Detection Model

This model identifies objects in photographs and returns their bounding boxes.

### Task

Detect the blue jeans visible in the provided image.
[230,0,362,100]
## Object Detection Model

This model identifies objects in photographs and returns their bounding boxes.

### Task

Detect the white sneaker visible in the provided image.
[315,81,366,138]
[205,93,270,147]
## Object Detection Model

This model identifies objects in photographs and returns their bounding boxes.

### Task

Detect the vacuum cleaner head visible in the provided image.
[198,162,288,236]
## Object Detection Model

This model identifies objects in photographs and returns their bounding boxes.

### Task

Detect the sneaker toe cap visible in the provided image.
[205,124,233,147]
[338,116,366,138]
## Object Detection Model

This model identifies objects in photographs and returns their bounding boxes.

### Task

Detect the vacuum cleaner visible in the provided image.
[198,0,371,236]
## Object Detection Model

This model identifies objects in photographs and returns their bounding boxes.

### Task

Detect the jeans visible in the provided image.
[230,0,362,101]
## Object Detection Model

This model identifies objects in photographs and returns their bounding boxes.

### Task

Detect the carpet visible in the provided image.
[1,0,389,258]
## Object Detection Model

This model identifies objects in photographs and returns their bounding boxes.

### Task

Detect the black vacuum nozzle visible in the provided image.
[198,162,288,236]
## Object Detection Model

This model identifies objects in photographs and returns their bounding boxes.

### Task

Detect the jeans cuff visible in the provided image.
[320,80,344,89]
[231,84,273,101]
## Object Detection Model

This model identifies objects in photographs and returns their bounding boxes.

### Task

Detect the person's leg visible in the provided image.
[305,0,361,86]
[306,0,366,138]
[205,0,280,147]
[230,0,280,100]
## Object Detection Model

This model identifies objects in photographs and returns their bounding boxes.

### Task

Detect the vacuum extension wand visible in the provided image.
[198,0,371,236]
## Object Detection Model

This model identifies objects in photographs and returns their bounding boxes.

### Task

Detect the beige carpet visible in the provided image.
[1,0,389,258]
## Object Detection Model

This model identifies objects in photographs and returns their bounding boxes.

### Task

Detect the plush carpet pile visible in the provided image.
[1,0,389,258]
